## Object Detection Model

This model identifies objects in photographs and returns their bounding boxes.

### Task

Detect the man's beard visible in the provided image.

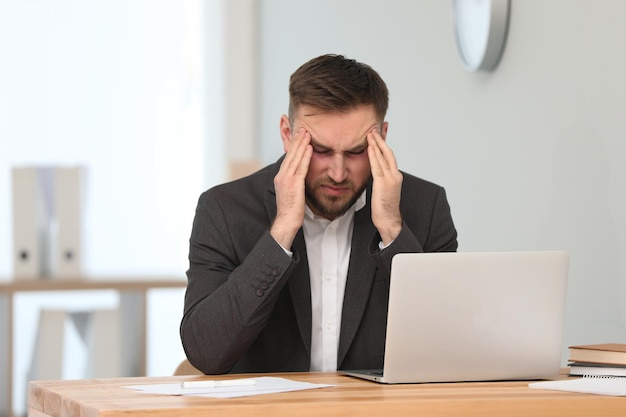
[305,178,369,220]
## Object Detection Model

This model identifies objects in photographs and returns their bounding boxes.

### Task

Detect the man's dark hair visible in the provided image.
[288,54,389,122]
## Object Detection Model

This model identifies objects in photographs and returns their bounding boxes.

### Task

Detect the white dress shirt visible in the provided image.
[303,191,366,372]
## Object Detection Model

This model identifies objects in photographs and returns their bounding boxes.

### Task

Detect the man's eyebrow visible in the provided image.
[309,138,369,153]
[347,140,369,152]
[309,138,331,150]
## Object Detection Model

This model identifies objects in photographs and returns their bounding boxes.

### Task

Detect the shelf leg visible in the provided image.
[1,293,14,417]
[119,290,147,376]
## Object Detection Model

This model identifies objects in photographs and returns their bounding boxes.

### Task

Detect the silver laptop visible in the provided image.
[343,251,569,384]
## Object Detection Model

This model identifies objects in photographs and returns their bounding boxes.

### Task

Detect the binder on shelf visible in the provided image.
[52,167,84,278]
[11,167,53,279]
[11,165,85,280]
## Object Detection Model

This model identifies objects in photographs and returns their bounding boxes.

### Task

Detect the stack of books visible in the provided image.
[568,343,626,377]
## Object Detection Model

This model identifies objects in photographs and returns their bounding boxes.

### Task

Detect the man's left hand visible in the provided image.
[367,129,403,246]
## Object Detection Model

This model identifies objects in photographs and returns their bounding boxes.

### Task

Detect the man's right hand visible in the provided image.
[270,128,312,249]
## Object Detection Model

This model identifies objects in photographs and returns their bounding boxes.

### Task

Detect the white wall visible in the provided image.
[257,0,626,359]
[0,1,215,414]
[0,1,211,277]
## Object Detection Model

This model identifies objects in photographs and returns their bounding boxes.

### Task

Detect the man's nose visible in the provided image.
[328,153,348,183]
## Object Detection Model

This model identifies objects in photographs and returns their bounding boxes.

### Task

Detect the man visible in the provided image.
[181,54,457,375]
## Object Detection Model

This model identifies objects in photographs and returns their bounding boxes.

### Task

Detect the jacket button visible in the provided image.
[255,288,264,297]
[260,281,269,289]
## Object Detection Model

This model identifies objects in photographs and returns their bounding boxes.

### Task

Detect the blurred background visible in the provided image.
[2,0,626,415]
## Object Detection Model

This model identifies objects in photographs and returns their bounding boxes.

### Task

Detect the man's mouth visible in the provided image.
[321,184,349,196]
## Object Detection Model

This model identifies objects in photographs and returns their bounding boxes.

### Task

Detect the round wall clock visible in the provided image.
[452,0,510,72]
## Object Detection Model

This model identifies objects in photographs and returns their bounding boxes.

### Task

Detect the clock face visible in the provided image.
[452,0,510,72]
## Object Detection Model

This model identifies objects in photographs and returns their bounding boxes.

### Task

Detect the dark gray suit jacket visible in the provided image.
[180,158,457,375]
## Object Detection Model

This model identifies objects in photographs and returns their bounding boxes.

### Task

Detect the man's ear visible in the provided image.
[279,115,292,152]
[381,121,389,140]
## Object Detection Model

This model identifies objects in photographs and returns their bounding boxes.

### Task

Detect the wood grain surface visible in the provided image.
[28,370,626,417]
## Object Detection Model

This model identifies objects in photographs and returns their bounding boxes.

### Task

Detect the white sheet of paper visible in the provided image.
[124,377,334,398]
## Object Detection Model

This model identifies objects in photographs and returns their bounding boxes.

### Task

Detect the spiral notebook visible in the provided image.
[529,376,626,396]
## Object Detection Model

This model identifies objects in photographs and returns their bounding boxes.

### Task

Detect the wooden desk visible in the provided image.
[28,371,626,417]
[0,277,186,417]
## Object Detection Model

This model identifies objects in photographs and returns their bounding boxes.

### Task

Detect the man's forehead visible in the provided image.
[294,107,379,146]
[306,122,373,148]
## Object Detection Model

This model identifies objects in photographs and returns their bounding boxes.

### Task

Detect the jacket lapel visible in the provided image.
[288,230,312,356]
[337,203,377,366]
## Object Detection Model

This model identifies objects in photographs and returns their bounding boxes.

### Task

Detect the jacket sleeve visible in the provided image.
[180,191,298,374]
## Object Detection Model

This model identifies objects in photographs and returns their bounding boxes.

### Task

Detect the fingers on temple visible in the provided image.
[285,129,311,171]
